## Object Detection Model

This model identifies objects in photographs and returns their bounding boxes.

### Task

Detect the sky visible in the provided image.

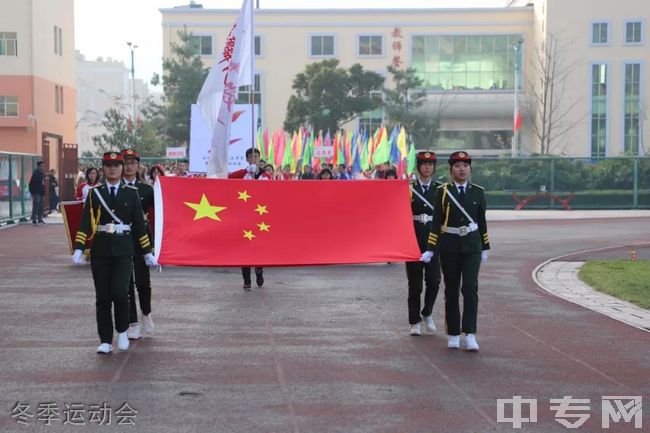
[74,0,506,91]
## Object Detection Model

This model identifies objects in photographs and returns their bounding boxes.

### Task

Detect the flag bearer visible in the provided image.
[406,151,442,336]
[121,149,156,340]
[421,151,490,352]
[72,152,157,354]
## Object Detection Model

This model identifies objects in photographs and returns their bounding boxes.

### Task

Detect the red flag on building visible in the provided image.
[514,111,522,131]
[153,177,420,266]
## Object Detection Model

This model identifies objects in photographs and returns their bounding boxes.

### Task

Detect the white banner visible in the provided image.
[314,146,334,158]
[189,103,258,173]
[166,147,187,159]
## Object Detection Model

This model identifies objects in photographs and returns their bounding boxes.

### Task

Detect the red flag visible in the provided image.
[154,177,420,266]
[514,111,522,131]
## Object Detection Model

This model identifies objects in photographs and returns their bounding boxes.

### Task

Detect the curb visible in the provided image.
[532,243,650,333]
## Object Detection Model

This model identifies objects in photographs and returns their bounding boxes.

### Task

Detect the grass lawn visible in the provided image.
[579,260,650,309]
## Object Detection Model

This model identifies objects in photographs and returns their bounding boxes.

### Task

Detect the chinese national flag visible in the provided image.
[154,177,420,266]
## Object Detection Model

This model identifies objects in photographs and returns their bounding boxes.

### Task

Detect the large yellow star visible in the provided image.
[237,190,251,202]
[243,230,256,241]
[184,194,226,221]
[257,222,270,232]
[255,204,268,216]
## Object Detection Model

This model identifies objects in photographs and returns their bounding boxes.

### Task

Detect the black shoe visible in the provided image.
[243,282,252,291]
[37,220,45,225]
[255,272,264,287]
[32,220,37,225]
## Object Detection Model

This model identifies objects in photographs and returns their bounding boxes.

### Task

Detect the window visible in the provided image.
[254,35,261,56]
[592,22,608,45]
[411,34,522,91]
[625,21,643,44]
[358,35,383,56]
[0,32,17,56]
[236,73,262,104]
[55,85,64,114]
[0,96,19,117]
[189,35,213,56]
[436,130,512,151]
[310,35,335,57]
[54,26,62,55]
[358,91,383,133]
[624,63,641,155]
[590,64,608,158]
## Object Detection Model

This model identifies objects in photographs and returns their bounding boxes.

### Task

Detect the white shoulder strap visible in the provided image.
[410,186,434,210]
[93,188,124,224]
[444,186,476,226]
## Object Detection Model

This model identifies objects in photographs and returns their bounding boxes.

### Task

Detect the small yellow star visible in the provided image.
[255,204,268,216]
[237,190,251,202]
[243,230,256,241]
[257,222,270,232]
[184,194,226,221]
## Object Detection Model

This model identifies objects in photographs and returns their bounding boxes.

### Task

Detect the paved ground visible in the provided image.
[1,216,649,433]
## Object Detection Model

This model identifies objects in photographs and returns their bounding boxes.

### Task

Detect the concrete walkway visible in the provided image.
[536,260,650,332]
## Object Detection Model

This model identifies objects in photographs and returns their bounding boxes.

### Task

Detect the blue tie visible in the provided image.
[110,186,116,199]
[458,185,465,202]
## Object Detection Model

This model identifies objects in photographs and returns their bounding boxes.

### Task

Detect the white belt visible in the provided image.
[413,214,433,223]
[96,223,131,234]
[443,223,478,236]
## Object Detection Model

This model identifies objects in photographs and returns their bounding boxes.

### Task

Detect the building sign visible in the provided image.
[391,27,403,68]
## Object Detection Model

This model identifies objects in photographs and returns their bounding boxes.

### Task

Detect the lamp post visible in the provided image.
[512,39,523,157]
[126,41,138,146]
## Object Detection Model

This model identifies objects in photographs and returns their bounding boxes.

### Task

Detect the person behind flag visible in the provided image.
[228,148,269,290]
[406,151,442,336]
[71,151,158,354]
[121,149,156,340]
[420,151,490,352]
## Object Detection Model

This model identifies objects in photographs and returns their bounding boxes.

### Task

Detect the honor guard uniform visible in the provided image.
[121,149,156,340]
[422,151,490,351]
[406,151,442,336]
[72,152,157,354]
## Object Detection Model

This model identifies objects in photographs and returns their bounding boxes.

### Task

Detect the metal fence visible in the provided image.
[76,156,649,210]
[0,152,39,225]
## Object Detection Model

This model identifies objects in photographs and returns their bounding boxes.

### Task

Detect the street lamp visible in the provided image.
[126,41,138,145]
[512,38,523,157]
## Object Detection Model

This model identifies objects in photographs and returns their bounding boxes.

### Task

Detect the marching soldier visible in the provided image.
[421,151,490,352]
[406,151,442,336]
[72,152,157,354]
[121,149,156,340]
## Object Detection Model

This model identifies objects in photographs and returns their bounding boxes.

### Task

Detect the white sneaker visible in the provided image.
[96,343,113,354]
[409,323,421,336]
[447,335,460,349]
[127,323,142,340]
[464,334,480,352]
[142,314,155,335]
[117,332,129,351]
[423,315,436,333]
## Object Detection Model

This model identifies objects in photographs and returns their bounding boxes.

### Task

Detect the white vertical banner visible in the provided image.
[189,103,258,173]
[196,0,254,178]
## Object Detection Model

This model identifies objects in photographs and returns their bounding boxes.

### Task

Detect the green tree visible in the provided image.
[92,108,132,153]
[383,66,453,148]
[159,29,209,146]
[284,59,384,133]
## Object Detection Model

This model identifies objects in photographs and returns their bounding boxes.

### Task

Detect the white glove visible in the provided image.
[246,164,257,174]
[144,253,158,267]
[420,251,434,263]
[481,250,489,263]
[72,249,85,265]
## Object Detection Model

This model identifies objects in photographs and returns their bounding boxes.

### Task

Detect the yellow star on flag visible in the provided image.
[184,194,226,221]
[255,204,268,216]
[237,190,251,202]
[243,230,256,241]
[257,222,270,232]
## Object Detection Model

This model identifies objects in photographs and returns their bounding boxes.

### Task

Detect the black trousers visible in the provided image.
[405,258,441,325]
[242,267,263,285]
[90,255,133,343]
[128,252,152,323]
[440,252,481,335]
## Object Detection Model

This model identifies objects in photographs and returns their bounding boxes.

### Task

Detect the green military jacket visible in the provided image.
[410,178,442,253]
[427,182,490,254]
[126,178,154,216]
[74,183,151,257]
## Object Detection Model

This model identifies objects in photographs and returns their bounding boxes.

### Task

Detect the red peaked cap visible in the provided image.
[102,152,124,164]
[121,148,140,161]
[448,151,472,165]
[416,151,437,163]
